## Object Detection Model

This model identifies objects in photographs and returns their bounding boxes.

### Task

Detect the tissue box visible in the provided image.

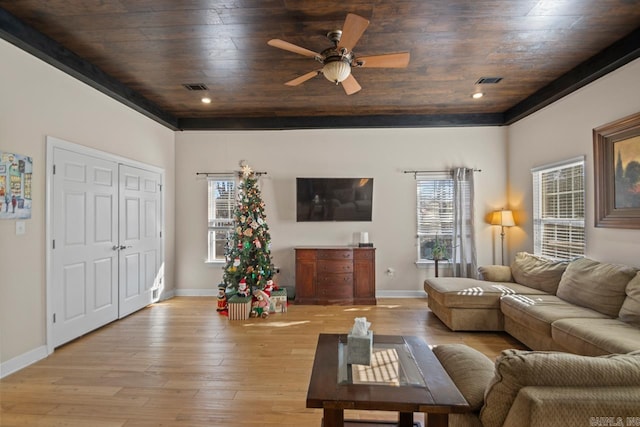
[227,295,252,320]
[269,289,287,313]
[347,330,373,366]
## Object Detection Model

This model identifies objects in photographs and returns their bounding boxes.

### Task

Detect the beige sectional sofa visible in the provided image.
[424,253,640,356]
[432,344,640,427]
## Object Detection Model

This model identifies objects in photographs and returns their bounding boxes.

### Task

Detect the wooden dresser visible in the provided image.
[295,246,376,305]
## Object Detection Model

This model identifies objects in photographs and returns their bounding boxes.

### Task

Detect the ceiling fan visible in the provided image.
[267,13,410,95]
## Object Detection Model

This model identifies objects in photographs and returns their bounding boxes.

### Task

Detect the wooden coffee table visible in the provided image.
[306,334,470,427]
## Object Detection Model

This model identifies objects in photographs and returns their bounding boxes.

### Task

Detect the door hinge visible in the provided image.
[159,231,162,238]
[53,164,56,175]
[52,240,55,249]
[53,313,56,323]
[159,184,162,191]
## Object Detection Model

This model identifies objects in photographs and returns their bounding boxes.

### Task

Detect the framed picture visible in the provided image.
[593,112,640,228]
[0,150,33,220]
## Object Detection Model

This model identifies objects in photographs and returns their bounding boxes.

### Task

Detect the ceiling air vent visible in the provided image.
[475,77,503,84]
[183,83,208,91]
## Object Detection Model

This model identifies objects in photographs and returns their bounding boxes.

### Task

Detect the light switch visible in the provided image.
[16,221,26,235]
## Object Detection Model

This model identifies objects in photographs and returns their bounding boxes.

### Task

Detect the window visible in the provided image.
[416,173,454,262]
[207,176,236,262]
[532,157,585,260]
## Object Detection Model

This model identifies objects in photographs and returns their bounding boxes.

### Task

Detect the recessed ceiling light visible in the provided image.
[472,92,484,99]
[201,97,212,104]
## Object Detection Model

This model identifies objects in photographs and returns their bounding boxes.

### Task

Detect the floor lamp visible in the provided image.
[491,209,515,265]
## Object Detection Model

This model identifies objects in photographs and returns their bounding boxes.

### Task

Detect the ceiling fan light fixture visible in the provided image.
[322,59,351,83]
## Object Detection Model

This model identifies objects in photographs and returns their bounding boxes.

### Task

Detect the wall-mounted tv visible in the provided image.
[296,178,373,222]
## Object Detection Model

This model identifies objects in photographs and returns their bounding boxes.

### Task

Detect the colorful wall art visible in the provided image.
[0,150,33,219]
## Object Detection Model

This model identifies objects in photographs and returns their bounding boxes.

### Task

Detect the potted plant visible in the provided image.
[431,234,448,261]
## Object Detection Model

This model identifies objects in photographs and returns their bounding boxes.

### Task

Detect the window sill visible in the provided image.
[415,259,449,269]
[205,259,225,265]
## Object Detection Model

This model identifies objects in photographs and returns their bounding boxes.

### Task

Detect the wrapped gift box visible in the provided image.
[269,289,287,313]
[227,295,252,320]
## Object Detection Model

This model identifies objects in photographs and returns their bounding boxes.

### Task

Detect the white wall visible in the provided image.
[508,58,640,266]
[0,39,176,367]
[175,127,508,295]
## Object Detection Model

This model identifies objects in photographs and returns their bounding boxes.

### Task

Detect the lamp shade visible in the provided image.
[491,210,515,227]
[323,60,351,83]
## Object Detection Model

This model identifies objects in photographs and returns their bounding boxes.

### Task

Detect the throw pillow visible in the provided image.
[556,257,637,317]
[619,272,640,327]
[477,265,513,282]
[432,344,495,411]
[480,350,640,427]
[510,252,568,294]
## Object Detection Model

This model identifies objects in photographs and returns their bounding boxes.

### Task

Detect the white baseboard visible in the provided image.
[0,345,48,379]
[172,289,426,298]
[174,289,217,297]
[376,290,428,298]
[157,289,175,301]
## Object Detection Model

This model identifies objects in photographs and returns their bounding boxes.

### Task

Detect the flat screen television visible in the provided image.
[296,178,373,222]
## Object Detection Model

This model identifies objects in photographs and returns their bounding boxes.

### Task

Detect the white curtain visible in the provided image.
[452,168,477,278]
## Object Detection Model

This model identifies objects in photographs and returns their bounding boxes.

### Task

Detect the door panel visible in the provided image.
[118,165,162,318]
[52,148,119,347]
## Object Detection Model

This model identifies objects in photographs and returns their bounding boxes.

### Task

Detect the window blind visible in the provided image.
[416,173,454,261]
[207,176,236,261]
[532,157,585,260]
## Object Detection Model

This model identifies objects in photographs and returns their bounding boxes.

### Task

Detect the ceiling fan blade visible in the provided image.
[338,13,370,52]
[285,70,321,86]
[341,74,362,95]
[357,52,410,68]
[268,39,319,58]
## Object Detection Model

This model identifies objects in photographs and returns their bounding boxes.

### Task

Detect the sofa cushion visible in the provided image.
[504,387,640,426]
[510,252,568,294]
[620,271,640,327]
[480,350,640,427]
[500,294,609,337]
[432,344,495,411]
[556,257,637,317]
[477,265,513,282]
[424,277,547,309]
[551,317,640,356]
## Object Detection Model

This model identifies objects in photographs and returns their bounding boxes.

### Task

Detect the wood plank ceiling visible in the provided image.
[0,1,639,130]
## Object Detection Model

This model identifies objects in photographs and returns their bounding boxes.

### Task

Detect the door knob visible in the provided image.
[119,245,133,250]
[112,245,120,251]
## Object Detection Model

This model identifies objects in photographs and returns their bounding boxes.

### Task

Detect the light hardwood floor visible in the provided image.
[0,297,525,426]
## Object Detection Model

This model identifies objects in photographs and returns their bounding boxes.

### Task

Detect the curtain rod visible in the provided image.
[196,171,268,177]
[403,168,481,175]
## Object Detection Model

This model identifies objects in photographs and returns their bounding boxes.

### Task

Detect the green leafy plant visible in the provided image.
[431,234,449,260]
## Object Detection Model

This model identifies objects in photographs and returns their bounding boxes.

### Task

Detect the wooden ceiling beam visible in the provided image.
[177,113,505,130]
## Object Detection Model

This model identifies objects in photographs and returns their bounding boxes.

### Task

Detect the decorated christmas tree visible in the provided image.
[223,163,274,294]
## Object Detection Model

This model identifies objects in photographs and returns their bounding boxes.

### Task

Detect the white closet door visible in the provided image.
[118,164,162,318]
[52,148,119,347]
